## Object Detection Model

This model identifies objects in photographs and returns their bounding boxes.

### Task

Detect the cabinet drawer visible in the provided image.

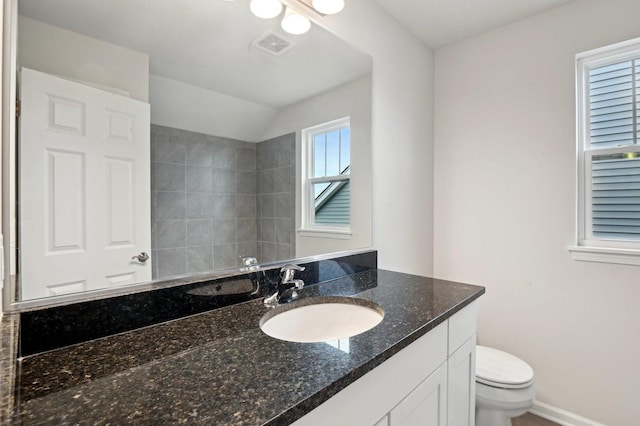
[448,302,477,355]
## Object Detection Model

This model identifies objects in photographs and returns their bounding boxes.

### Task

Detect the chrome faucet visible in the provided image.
[239,255,261,295]
[264,264,305,307]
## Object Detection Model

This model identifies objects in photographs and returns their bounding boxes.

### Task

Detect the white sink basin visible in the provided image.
[259,296,384,343]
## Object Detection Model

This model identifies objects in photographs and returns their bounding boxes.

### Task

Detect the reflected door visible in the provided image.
[19,68,151,300]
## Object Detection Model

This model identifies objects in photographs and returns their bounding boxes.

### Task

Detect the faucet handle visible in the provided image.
[280,264,305,282]
[289,279,305,290]
[280,263,305,271]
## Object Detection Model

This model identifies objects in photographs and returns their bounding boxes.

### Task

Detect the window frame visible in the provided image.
[299,117,352,238]
[571,37,640,265]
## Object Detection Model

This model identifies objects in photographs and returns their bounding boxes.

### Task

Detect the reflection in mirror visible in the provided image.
[7,0,372,306]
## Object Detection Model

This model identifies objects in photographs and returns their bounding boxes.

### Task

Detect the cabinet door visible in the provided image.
[447,335,476,426]
[389,362,447,426]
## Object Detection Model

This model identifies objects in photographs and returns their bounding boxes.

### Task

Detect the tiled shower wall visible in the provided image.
[257,134,296,263]
[150,125,295,279]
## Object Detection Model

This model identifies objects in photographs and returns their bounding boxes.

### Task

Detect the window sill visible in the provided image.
[298,228,352,240]
[568,246,640,266]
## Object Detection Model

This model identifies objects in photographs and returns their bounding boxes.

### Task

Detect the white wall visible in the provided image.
[263,76,372,257]
[434,1,640,424]
[320,0,434,276]
[18,16,148,102]
[150,74,278,142]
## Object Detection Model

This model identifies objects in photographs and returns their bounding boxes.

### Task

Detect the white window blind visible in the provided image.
[587,60,640,242]
[591,153,640,240]
[588,60,637,147]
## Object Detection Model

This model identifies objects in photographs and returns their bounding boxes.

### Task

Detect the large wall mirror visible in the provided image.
[3,0,373,309]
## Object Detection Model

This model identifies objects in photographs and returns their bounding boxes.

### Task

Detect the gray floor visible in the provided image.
[512,412,560,426]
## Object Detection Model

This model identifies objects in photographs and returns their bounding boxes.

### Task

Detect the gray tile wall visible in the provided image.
[151,125,295,279]
[256,133,296,263]
[151,125,258,279]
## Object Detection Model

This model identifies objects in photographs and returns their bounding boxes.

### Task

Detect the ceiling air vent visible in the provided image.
[252,31,295,56]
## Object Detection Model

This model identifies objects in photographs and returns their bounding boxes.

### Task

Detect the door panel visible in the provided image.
[46,149,86,253]
[19,67,151,300]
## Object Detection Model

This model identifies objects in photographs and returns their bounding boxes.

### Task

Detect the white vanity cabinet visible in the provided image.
[293,301,477,426]
[388,362,448,426]
[447,301,478,426]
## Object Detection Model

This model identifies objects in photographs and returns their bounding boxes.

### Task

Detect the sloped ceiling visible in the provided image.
[375,0,574,48]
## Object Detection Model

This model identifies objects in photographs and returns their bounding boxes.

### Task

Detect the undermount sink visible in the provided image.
[259,296,384,343]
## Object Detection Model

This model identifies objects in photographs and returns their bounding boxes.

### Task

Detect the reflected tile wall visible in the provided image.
[151,126,295,279]
[151,125,258,278]
[257,133,296,263]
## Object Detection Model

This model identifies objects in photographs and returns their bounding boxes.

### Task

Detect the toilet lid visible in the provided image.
[476,346,534,389]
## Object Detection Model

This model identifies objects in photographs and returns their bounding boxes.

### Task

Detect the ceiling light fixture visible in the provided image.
[311,0,344,15]
[249,0,345,36]
[280,7,311,35]
[250,0,283,19]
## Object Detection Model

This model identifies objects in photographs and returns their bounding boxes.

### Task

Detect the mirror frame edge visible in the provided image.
[9,248,378,312]
[2,0,18,313]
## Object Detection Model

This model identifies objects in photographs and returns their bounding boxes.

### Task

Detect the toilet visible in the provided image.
[475,345,536,426]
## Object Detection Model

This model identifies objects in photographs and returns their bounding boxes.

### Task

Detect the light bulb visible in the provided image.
[311,0,344,15]
[281,7,311,35]
[250,0,283,19]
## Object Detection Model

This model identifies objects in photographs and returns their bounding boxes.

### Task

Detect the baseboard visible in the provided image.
[529,400,607,426]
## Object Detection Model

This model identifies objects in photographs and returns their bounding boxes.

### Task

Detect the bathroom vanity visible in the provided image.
[0,252,484,425]
[294,300,478,426]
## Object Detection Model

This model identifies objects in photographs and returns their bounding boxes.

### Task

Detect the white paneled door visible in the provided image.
[19,68,151,300]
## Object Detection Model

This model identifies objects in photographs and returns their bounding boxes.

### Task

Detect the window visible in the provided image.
[300,117,351,236]
[572,38,640,264]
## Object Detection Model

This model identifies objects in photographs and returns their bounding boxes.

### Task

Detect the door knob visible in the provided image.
[132,252,150,263]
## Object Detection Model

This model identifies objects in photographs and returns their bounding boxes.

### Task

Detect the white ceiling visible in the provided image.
[375,0,575,48]
[17,0,371,108]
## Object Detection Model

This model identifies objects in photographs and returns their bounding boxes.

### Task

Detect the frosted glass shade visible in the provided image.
[250,0,283,19]
[281,7,311,35]
[312,0,344,15]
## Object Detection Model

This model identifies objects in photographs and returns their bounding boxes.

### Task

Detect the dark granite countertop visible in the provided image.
[3,269,484,425]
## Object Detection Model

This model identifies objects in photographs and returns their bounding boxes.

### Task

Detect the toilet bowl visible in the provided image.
[475,345,535,426]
